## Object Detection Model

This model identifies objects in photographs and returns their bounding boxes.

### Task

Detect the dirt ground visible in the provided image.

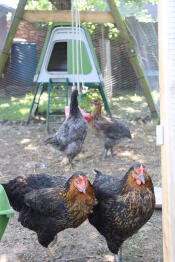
[0,117,162,262]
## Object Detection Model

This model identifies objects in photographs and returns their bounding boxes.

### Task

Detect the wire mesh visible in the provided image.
[125,17,159,114]
[0,0,158,122]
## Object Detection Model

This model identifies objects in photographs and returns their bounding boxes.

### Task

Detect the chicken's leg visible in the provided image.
[110,148,114,159]
[114,248,125,262]
[50,235,57,247]
[102,148,108,160]
[44,238,57,259]
[68,157,73,170]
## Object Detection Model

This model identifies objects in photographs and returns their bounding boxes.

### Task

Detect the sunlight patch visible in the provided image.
[24,144,38,151]
[20,138,30,144]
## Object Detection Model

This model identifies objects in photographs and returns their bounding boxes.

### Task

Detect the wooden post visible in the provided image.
[159,0,175,261]
[0,0,27,78]
[107,0,158,118]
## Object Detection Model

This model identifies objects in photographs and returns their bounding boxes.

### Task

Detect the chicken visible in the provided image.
[45,89,88,169]
[91,99,131,160]
[2,172,96,256]
[88,164,155,262]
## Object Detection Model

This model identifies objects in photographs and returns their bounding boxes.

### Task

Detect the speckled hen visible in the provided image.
[45,89,88,169]
[88,164,155,262]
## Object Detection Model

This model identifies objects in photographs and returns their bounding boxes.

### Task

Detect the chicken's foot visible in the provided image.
[45,247,55,258]
[50,235,57,247]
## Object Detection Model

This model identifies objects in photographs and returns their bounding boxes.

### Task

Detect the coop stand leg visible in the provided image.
[46,81,51,133]
[98,82,112,117]
[26,84,40,124]
[66,78,69,106]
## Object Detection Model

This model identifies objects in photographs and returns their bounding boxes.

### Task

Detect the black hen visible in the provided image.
[45,89,88,169]
[2,172,96,255]
[91,100,131,160]
[89,164,155,261]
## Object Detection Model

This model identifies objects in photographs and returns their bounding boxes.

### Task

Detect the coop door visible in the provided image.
[68,40,92,74]
[47,42,67,72]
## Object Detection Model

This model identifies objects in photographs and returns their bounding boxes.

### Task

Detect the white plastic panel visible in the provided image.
[37,27,100,83]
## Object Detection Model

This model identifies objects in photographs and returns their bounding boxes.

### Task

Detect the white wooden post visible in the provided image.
[159,0,175,261]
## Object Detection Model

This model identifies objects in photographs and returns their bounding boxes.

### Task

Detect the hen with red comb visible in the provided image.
[89,163,155,262]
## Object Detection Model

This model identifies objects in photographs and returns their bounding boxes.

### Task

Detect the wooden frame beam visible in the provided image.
[23,10,114,24]
[159,0,175,261]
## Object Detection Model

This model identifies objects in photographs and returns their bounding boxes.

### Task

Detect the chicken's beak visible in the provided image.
[140,173,145,184]
[81,186,86,193]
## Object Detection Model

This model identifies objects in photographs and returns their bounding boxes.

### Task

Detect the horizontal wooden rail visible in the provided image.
[23,10,114,24]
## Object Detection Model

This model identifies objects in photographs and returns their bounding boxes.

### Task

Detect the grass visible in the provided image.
[0,93,48,121]
[112,93,151,121]
[0,90,152,122]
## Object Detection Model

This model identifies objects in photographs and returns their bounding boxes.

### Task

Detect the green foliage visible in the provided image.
[117,0,157,21]
[104,23,119,39]
[25,0,53,10]
[119,0,157,7]
[82,22,97,35]
[78,0,106,11]
[79,89,102,112]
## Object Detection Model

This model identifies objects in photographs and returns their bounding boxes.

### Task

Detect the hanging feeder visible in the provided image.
[0,185,14,240]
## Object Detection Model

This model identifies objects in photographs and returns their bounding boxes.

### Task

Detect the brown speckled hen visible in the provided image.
[2,172,96,256]
[91,99,131,160]
[88,164,155,262]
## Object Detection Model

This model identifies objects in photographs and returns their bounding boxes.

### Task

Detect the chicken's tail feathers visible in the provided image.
[44,137,54,145]
[93,169,104,177]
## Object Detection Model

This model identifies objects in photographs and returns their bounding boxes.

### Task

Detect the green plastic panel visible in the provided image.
[68,40,92,74]
[0,185,14,240]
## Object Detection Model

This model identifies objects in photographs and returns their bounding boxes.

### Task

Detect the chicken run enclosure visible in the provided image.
[0,0,167,261]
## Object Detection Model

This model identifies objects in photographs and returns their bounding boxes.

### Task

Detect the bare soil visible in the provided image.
[0,119,162,262]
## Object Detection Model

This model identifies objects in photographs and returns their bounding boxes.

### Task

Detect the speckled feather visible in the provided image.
[45,90,88,160]
[89,167,155,254]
